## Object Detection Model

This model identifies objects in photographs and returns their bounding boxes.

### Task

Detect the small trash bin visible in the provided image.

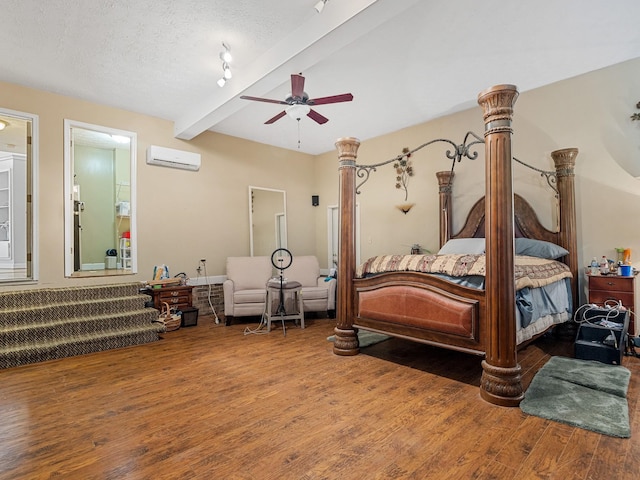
[180,307,199,327]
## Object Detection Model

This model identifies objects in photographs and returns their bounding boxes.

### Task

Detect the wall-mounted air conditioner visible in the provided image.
[146,145,201,171]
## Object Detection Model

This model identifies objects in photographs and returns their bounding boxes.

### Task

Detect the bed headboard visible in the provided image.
[450,194,559,243]
[437,147,579,305]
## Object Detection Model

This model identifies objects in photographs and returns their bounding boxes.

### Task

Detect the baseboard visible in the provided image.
[188,275,226,286]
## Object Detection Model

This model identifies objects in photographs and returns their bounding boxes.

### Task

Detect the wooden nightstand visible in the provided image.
[587,274,636,336]
[145,285,194,312]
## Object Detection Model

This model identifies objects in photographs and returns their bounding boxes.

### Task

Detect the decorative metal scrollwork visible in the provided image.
[512,156,558,196]
[353,131,558,197]
[355,131,484,193]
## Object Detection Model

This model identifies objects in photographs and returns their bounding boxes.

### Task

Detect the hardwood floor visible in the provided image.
[0,315,638,479]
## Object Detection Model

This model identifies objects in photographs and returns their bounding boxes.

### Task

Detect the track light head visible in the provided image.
[220,42,232,63]
[314,0,328,13]
[217,77,226,88]
[223,63,232,79]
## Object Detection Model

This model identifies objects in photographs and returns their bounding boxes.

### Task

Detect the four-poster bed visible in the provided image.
[332,85,579,406]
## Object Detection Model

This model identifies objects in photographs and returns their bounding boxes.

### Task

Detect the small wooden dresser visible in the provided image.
[587,274,636,336]
[145,284,194,312]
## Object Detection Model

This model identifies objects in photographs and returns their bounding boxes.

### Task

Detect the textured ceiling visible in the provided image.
[0,0,639,155]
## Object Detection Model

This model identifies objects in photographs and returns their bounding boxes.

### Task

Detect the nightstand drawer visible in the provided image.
[158,288,189,298]
[589,290,634,308]
[588,275,634,293]
[159,295,190,305]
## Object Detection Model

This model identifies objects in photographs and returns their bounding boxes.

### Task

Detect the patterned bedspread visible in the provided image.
[355,254,572,290]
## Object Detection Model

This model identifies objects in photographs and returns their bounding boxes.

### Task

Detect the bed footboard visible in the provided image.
[353,273,485,355]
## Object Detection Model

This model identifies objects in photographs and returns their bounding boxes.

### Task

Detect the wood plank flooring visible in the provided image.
[0,315,638,479]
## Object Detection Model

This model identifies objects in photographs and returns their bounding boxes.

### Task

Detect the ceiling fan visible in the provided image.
[240,73,353,125]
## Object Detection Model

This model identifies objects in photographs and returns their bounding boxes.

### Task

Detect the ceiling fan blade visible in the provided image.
[240,95,287,105]
[290,74,305,99]
[308,93,353,105]
[265,111,287,124]
[307,109,329,125]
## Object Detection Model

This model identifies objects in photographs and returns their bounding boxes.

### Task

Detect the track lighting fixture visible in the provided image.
[314,0,328,13]
[216,42,233,87]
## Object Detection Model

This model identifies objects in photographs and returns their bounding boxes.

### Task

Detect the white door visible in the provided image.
[327,204,360,274]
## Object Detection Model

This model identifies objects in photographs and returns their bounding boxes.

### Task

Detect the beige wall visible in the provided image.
[0,81,315,289]
[1,57,639,305]
[313,57,640,306]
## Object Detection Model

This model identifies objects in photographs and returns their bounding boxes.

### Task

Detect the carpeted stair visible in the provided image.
[0,283,165,369]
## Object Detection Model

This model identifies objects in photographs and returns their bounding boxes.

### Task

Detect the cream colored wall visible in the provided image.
[313,58,640,307]
[0,81,316,289]
[2,56,639,301]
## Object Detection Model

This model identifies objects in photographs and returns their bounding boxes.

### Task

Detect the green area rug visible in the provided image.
[520,356,631,438]
[327,330,391,348]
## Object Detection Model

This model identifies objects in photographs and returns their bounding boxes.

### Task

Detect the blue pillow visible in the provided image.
[515,238,568,260]
[438,238,485,255]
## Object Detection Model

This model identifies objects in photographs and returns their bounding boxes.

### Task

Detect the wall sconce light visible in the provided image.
[396,203,415,214]
[314,0,329,13]
[217,42,233,87]
[0,120,8,131]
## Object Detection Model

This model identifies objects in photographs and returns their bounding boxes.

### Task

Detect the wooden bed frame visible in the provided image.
[332,85,579,407]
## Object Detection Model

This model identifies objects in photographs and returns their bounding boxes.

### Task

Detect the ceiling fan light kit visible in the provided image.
[240,73,353,125]
[286,104,310,120]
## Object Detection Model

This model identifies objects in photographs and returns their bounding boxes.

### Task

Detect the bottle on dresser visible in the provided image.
[600,256,609,275]
[590,257,599,275]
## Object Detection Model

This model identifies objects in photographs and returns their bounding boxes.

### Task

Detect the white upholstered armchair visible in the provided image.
[223,256,272,326]
[284,255,336,318]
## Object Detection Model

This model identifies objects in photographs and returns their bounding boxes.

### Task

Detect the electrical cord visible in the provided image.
[243,303,269,335]
[196,261,220,324]
[574,301,627,350]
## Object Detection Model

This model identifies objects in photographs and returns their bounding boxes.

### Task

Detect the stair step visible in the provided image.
[0,309,160,344]
[0,295,152,326]
[0,325,164,369]
[0,283,143,309]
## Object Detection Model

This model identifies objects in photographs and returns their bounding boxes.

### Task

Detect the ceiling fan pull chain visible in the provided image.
[297,119,302,149]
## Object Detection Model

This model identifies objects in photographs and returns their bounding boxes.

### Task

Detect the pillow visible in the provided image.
[437,238,485,255]
[515,238,568,260]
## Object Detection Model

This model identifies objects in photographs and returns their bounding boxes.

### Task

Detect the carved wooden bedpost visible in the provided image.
[436,171,454,247]
[333,137,360,355]
[551,148,579,310]
[477,84,523,406]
